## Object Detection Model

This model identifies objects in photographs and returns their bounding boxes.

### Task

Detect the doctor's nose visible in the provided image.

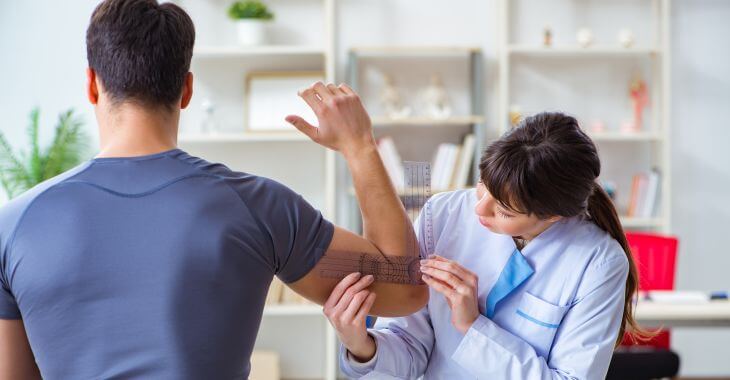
[475,189,495,217]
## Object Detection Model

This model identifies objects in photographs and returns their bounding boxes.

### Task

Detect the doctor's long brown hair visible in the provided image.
[478,112,644,347]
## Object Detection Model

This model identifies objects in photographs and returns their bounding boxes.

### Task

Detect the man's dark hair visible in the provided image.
[86,0,195,109]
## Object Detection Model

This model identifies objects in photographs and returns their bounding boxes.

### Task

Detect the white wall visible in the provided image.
[1,0,729,376]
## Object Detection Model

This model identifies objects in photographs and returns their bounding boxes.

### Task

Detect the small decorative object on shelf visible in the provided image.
[576,27,594,48]
[543,26,553,47]
[200,98,218,134]
[508,104,522,127]
[617,28,635,48]
[420,74,452,120]
[629,77,649,131]
[227,0,274,46]
[380,74,412,120]
[590,120,606,134]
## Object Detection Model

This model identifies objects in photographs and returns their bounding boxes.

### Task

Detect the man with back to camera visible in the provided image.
[0,0,428,378]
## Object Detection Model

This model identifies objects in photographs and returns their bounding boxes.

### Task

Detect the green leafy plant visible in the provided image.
[227,0,274,20]
[0,108,88,199]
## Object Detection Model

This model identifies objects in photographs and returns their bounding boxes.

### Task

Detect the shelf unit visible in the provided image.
[341,46,485,230]
[498,0,671,233]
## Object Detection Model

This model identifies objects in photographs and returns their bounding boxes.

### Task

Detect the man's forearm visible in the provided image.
[343,144,417,257]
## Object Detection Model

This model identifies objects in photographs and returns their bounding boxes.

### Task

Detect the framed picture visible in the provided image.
[244,71,324,133]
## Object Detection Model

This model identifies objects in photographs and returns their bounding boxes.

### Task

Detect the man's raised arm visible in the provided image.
[285,82,428,317]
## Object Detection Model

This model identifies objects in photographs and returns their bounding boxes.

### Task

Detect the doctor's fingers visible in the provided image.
[327,274,375,314]
[422,274,458,302]
[422,257,478,287]
[341,290,373,324]
[325,272,363,310]
[421,267,474,296]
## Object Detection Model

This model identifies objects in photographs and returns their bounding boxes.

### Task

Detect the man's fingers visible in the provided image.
[298,88,324,114]
[327,83,344,96]
[324,272,362,310]
[338,83,356,96]
[355,292,376,322]
[313,81,333,101]
[286,115,319,141]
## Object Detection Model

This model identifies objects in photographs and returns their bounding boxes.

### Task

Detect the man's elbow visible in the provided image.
[372,284,429,317]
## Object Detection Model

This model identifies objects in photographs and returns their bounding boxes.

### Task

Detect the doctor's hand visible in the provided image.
[286,82,375,157]
[323,272,378,362]
[420,255,480,335]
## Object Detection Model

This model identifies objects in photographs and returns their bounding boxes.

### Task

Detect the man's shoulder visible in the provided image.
[176,151,299,204]
[0,162,92,246]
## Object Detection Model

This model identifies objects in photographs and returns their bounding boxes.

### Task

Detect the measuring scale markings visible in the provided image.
[318,162,432,284]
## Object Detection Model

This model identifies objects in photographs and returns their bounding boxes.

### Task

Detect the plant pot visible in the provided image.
[236,19,269,46]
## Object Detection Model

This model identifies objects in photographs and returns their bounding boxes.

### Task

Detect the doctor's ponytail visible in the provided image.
[480,112,647,347]
[587,182,645,347]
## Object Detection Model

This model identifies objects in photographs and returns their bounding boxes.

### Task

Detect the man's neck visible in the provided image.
[96,104,180,158]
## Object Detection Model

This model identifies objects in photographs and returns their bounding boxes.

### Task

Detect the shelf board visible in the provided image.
[178,132,309,143]
[372,116,484,127]
[263,304,322,316]
[508,45,660,57]
[351,46,481,57]
[621,216,665,228]
[587,131,663,142]
[193,45,325,59]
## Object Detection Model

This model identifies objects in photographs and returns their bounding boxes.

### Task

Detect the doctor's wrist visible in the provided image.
[347,334,377,363]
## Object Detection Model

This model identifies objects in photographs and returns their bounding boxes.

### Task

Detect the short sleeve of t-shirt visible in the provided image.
[233,176,335,283]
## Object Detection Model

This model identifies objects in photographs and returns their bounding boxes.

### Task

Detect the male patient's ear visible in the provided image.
[86,68,99,105]
[180,72,193,109]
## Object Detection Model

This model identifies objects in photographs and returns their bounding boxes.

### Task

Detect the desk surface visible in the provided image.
[635,300,730,327]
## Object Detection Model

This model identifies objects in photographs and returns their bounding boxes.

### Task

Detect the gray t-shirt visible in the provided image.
[0,148,334,379]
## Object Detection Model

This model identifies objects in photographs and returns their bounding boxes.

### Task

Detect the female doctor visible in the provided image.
[324,112,645,379]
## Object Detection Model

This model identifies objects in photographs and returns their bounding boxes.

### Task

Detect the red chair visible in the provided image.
[621,232,679,349]
[607,232,680,380]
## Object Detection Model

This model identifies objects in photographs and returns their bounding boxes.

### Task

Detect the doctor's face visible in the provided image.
[474,182,558,240]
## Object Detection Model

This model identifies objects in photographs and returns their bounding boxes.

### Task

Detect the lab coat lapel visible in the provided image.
[484,247,534,318]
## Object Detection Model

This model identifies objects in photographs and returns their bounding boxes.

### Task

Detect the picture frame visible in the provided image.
[244,71,324,133]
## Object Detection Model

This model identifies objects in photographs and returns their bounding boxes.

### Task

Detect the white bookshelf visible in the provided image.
[498,0,672,233]
[341,46,486,230]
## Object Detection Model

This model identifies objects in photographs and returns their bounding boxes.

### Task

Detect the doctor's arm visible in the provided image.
[0,320,41,379]
[285,82,428,317]
[448,255,629,379]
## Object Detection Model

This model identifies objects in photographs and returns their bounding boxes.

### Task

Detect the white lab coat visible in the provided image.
[340,189,629,379]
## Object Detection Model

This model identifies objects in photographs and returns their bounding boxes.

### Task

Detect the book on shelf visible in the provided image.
[375,134,476,193]
[627,169,661,218]
[265,278,311,306]
[376,136,405,191]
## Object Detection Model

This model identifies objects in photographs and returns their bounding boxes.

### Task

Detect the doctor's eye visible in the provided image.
[497,210,514,219]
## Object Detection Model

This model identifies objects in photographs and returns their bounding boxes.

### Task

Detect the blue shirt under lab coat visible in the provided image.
[341,188,629,379]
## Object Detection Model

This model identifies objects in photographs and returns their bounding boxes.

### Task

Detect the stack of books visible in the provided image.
[377,134,476,192]
[627,169,662,218]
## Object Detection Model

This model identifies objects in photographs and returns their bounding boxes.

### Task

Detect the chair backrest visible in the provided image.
[622,232,679,349]
[626,232,678,291]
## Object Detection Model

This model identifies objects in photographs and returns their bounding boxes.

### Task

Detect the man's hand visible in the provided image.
[286,82,375,157]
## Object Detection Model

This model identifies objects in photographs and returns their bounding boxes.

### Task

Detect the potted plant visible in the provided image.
[0,108,88,200]
[227,0,274,46]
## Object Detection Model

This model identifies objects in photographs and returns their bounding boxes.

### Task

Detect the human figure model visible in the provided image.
[421,74,452,119]
[380,74,412,119]
[629,78,649,132]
